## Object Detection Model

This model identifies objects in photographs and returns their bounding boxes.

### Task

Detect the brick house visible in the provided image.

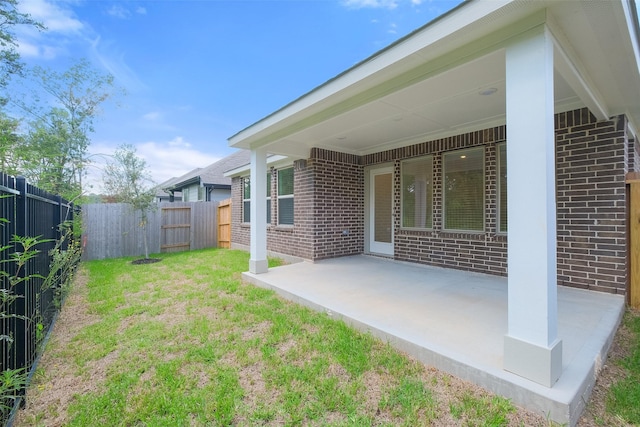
[226,1,640,388]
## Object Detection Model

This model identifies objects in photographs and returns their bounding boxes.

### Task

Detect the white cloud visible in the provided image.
[18,0,84,33]
[106,4,146,19]
[342,0,398,9]
[86,139,222,193]
[167,137,191,148]
[388,22,398,34]
[411,0,422,5]
[16,40,60,60]
[15,0,145,95]
[15,0,84,60]
[107,5,131,19]
[90,36,148,92]
[143,111,162,121]
[137,140,221,184]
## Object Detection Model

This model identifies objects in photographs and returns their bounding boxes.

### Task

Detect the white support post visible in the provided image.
[249,147,268,274]
[504,25,563,387]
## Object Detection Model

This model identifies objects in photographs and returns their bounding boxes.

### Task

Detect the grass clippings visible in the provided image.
[13,248,634,427]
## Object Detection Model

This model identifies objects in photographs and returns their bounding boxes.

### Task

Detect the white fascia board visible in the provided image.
[224,155,290,178]
[622,0,640,76]
[547,15,609,121]
[627,118,638,141]
[228,0,513,150]
[618,0,640,124]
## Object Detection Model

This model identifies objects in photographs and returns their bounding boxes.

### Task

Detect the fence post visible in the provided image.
[53,195,62,241]
[0,174,17,375]
[12,176,28,374]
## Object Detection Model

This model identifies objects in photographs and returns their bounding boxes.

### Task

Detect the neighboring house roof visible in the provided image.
[155,177,183,198]
[165,168,203,191]
[228,1,640,157]
[167,150,251,191]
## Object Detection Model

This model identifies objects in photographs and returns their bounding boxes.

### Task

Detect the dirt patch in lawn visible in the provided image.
[13,270,111,427]
[131,258,161,265]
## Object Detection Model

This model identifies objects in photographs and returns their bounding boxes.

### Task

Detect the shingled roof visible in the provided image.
[165,150,250,191]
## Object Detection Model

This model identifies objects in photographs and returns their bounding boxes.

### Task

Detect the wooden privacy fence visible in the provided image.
[217,198,231,249]
[82,202,219,261]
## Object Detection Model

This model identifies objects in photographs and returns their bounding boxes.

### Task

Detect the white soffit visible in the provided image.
[228,0,640,155]
[228,0,529,149]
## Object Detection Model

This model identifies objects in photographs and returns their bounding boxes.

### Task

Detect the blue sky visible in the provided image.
[12,0,463,191]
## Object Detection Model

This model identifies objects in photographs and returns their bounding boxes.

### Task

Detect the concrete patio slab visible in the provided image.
[242,255,625,426]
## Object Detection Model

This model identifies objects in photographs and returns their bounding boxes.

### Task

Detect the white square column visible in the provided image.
[504,25,562,387]
[249,147,268,274]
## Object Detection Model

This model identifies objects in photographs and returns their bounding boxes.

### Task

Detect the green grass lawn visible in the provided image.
[601,310,640,425]
[21,248,636,426]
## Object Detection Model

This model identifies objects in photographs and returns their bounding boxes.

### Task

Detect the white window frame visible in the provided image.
[442,147,485,232]
[497,142,507,234]
[277,167,294,226]
[401,155,434,230]
[242,177,250,224]
[266,171,272,225]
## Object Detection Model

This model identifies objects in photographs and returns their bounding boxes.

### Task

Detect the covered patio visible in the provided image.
[243,255,625,426]
[228,2,640,426]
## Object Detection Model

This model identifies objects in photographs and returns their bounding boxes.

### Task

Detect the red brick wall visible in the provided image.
[231,153,363,261]
[231,108,634,294]
[231,176,249,249]
[308,149,364,260]
[556,110,630,294]
[264,161,314,259]
[366,127,509,276]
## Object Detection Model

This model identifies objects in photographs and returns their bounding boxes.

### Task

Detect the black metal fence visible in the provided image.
[1,172,75,417]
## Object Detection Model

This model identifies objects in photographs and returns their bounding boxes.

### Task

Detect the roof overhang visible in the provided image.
[228,0,640,158]
[224,155,293,178]
[202,183,231,190]
[167,176,201,191]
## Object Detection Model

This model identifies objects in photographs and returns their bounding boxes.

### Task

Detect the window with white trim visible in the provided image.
[277,167,294,225]
[401,156,433,229]
[266,172,272,225]
[242,178,251,223]
[443,147,485,231]
[497,143,507,233]
[242,175,271,224]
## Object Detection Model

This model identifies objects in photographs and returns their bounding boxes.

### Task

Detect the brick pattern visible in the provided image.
[264,161,314,259]
[231,151,363,261]
[230,176,249,247]
[384,129,508,276]
[556,110,628,294]
[634,137,640,173]
[231,108,633,294]
[310,149,364,260]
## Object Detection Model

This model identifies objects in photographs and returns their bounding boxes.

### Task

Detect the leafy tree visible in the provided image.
[0,0,44,100]
[20,108,86,198]
[102,144,156,259]
[13,59,121,199]
[0,0,41,177]
[0,111,22,174]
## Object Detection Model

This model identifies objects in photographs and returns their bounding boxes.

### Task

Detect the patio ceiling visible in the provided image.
[228,0,640,159]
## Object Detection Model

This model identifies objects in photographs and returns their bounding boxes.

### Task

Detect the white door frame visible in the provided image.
[368,166,394,256]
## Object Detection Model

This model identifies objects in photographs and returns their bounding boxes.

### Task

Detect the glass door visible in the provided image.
[369,167,393,256]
